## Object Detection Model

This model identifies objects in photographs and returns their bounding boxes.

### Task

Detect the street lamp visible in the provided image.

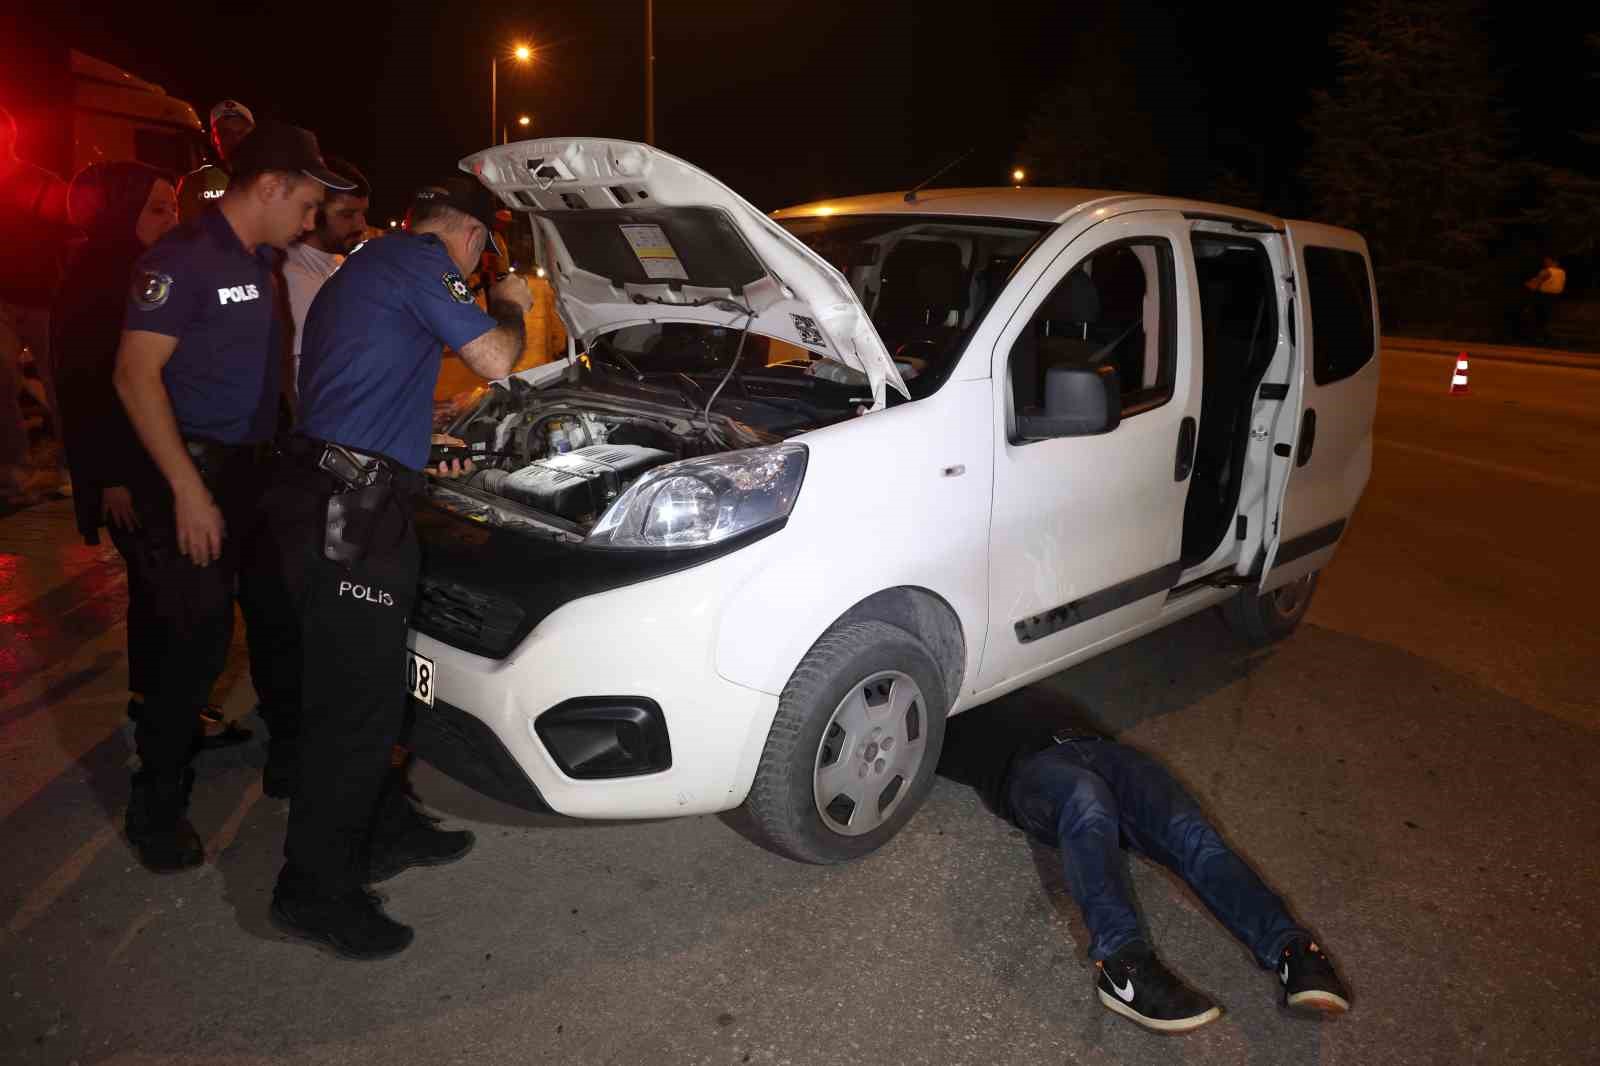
[491,43,532,146]
[1012,167,1026,186]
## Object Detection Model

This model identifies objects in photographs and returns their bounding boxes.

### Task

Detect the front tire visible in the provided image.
[746,620,948,864]
[1222,572,1318,646]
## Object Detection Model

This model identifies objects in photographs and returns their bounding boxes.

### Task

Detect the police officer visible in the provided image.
[268,176,531,959]
[177,100,255,224]
[112,121,355,871]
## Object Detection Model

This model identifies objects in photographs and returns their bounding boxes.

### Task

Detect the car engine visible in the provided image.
[436,376,774,530]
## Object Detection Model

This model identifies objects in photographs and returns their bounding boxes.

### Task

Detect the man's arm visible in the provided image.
[112,330,224,565]
[455,275,532,380]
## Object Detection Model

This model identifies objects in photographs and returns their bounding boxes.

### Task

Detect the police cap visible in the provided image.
[408,176,500,231]
[230,121,356,191]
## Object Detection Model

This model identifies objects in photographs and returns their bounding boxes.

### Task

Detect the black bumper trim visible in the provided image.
[1276,519,1346,566]
[410,697,552,814]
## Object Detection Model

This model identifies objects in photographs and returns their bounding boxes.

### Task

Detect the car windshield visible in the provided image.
[778,214,1049,397]
[590,214,1049,403]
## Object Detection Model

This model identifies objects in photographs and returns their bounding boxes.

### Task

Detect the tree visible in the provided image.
[1301,0,1514,326]
[1525,34,1600,259]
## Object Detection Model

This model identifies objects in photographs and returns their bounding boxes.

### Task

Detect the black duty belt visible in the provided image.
[283,435,425,496]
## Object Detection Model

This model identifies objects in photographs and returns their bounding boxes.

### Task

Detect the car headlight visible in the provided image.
[587,443,808,549]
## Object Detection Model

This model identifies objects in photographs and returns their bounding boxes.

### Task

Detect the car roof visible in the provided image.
[771,186,1287,230]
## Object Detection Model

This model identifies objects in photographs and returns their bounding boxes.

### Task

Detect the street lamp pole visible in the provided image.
[645,0,655,145]
[492,45,532,147]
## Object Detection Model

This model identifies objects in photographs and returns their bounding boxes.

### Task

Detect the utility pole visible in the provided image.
[645,0,655,145]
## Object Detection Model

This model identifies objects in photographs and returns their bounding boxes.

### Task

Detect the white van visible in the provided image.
[407,138,1379,864]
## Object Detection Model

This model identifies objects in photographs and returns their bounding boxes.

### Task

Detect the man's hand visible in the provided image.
[101,486,139,531]
[489,274,533,315]
[429,434,477,479]
[174,482,225,565]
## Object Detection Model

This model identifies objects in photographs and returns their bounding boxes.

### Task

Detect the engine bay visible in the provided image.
[435,374,776,531]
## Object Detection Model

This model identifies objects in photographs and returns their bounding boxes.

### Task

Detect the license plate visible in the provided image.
[406,650,435,707]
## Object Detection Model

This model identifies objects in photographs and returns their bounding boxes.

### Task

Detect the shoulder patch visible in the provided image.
[442,272,474,304]
[133,270,174,310]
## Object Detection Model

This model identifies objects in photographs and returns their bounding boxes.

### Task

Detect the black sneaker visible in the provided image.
[367,818,476,884]
[125,770,204,873]
[195,704,253,751]
[1280,939,1350,1014]
[270,888,414,960]
[1096,943,1222,1033]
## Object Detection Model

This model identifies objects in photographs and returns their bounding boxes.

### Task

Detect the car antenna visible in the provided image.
[904,147,976,203]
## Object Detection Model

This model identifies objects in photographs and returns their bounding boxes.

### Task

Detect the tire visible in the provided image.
[1222,572,1318,647]
[746,620,949,865]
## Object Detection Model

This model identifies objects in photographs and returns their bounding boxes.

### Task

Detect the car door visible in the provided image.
[1259,222,1380,590]
[976,210,1201,692]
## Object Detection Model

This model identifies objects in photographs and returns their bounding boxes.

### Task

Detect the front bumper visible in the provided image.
[406,542,782,820]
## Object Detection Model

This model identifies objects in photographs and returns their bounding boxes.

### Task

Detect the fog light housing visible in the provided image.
[534,697,671,779]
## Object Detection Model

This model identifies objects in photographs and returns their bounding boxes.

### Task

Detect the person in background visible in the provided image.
[282,157,369,387]
[938,693,1350,1033]
[0,105,72,500]
[52,161,251,751]
[176,100,255,224]
[1522,254,1566,344]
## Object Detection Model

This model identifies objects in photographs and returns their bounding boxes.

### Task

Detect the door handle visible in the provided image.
[1175,416,1196,481]
[1296,409,1317,467]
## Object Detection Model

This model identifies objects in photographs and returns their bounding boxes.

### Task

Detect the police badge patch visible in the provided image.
[442,272,474,304]
[133,270,174,310]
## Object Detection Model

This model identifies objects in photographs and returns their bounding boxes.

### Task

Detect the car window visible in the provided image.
[1008,238,1176,420]
[1302,247,1375,385]
[778,214,1048,400]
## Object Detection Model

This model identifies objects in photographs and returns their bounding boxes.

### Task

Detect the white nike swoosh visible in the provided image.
[1280,963,1290,985]
[1109,974,1135,1003]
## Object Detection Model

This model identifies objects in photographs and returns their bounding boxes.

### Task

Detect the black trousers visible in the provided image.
[106,522,160,700]
[267,466,420,896]
[118,452,301,775]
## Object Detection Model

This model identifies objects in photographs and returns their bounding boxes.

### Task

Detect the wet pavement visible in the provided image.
[1,345,1597,1065]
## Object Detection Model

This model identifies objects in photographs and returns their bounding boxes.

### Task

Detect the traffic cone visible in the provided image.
[1449,352,1470,394]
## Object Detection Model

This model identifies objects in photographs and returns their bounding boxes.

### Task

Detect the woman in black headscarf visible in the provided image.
[52,162,248,747]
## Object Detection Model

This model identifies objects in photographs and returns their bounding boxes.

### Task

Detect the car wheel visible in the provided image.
[746,620,948,865]
[1222,572,1318,646]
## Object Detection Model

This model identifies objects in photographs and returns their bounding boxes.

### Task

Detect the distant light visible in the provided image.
[514,45,532,61]
[508,266,516,273]
[518,115,531,127]
[389,219,398,228]
[1012,168,1026,184]
[535,266,548,279]
[816,206,835,216]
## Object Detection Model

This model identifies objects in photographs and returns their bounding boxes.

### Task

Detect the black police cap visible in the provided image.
[410,176,500,231]
[230,121,355,190]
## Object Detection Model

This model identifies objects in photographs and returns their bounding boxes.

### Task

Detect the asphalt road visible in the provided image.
[2,345,1597,1065]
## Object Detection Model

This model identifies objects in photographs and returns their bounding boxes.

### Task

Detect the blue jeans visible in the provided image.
[1008,739,1308,966]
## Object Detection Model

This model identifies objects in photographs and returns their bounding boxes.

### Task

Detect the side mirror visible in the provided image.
[1016,364,1121,439]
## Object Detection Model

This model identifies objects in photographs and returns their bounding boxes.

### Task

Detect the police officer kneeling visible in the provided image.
[269,177,531,959]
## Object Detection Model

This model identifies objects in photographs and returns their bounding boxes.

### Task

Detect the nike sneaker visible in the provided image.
[1096,942,1222,1033]
[1280,939,1350,1013]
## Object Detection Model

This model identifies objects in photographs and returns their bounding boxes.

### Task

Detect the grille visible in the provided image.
[412,576,527,659]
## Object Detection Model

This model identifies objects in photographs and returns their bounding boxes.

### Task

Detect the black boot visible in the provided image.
[126,769,204,873]
[367,792,475,884]
[271,886,414,960]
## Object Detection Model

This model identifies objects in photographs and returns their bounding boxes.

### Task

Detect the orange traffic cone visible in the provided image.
[1449,352,1470,394]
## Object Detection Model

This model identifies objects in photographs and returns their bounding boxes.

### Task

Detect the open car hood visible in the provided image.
[460,138,907,406]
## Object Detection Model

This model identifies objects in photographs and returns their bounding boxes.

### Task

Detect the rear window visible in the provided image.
[1303,247,1375,385]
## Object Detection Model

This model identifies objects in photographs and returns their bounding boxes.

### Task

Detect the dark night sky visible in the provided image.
[13,1,1599,222]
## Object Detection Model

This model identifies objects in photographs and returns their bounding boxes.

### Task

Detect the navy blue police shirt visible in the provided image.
[123,208,283,444]
[297,232,497,470]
